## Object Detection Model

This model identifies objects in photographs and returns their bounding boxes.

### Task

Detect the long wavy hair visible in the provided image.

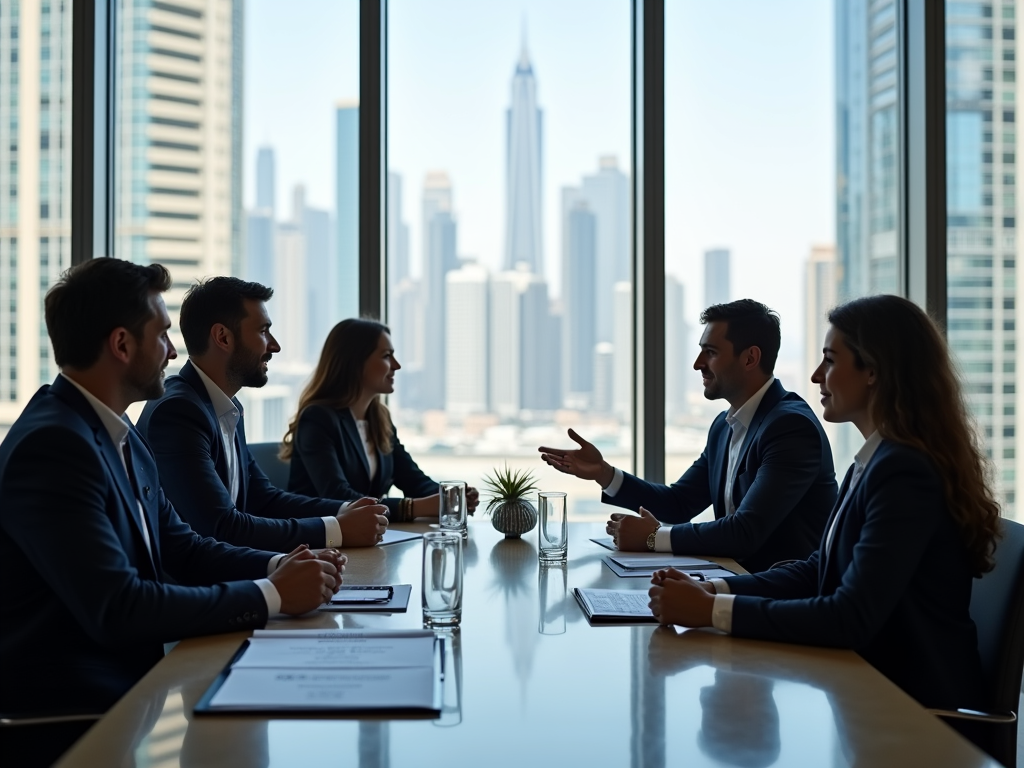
[828,295,1001,575]
[281,318,395,460]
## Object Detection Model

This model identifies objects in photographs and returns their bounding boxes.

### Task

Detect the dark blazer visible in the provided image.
[722,440,985,710]
[137,360,339,550]
[287,404,437,516]
[604,380,837,572]
[0,376,275,717]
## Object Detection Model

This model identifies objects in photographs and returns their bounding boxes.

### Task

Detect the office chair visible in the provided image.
[248,441,290,491]
[928,518,1024,768]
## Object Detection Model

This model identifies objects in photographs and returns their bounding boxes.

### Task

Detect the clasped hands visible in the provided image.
[270,544,348,615]
[648,567,716,629]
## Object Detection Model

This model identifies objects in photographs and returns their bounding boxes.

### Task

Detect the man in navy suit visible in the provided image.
[138,277,388,552]
[0,259,342,766]
[540,300,837,573]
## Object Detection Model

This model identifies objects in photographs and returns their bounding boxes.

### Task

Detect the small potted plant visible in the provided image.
[482,465,540,538]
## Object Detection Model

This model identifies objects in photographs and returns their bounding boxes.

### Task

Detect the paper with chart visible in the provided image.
[205,630,438,712]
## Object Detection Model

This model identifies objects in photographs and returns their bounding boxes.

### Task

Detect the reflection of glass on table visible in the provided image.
[433,629,463,728]
[538,562,568,635]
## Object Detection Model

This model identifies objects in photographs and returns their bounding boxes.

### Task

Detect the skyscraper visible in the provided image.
[613,281,632,419]
[335,99,359,321]
[274,219,307,366]
[246,210,276,288]
[423,172,458,410]
[294,185,335,360]
[0,0,74,424]
[704,248,731,308]
[388,171,410,290]
[504,40,544,274]
[562,198,597,408]
[665,275,689,421]
[256,146,276,215]
[580,156,630,344]
[803,244,837,394]
[114,0,244,357]
[446,262,489,415]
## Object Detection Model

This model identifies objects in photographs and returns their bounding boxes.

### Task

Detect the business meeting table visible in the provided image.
[55,521,999,768]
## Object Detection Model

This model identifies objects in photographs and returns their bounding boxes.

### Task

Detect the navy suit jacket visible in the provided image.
[0,376,275,717]
[137,360,338,550]
[604,380,837,572]
[723,440,985,710]
[287,404,437,516]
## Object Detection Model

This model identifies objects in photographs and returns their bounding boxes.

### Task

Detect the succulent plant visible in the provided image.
[481,465,539,514]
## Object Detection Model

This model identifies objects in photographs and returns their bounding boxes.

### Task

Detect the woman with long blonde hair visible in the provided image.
[283,318,478,520]
[648,294,1001,710]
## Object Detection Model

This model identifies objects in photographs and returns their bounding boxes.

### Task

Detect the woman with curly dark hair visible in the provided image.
[648,294,1002,710]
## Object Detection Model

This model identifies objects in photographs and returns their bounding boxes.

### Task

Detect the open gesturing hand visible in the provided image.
[538,429,615,487]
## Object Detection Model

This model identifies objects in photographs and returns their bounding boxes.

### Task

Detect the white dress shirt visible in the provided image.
[191,361,343,550]
[605,377,775,553]
[61,373,283,614]
[707,430,883,633]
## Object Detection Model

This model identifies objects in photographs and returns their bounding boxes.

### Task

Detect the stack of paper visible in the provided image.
[574,588,657,624]
[602,553,735,579]
[196,630,441,715]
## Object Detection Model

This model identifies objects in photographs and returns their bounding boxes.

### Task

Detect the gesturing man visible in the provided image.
[540,300,837,573]
[138,277,388,551]
[0,260,342,766]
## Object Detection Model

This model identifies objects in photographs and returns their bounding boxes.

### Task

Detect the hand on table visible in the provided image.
[648,567,716,628]
[337,497,389,546]
[270,545,342,613]
[607,506,660,551]
[466,486,480,515]
[538,428,615,488]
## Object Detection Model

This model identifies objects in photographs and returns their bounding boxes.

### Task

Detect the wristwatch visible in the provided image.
[646,525,660,551]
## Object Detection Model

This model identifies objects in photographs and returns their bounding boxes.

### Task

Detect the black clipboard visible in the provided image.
[320,584,413,613]
[194,634,444,718]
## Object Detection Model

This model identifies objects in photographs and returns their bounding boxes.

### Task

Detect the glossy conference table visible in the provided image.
[56,522,998,768]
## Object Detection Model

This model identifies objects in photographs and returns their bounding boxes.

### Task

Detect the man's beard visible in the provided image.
[228,343,269,389]
[127,359,166,401]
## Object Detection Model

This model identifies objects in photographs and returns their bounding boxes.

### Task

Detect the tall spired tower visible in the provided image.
[504,37,544,274]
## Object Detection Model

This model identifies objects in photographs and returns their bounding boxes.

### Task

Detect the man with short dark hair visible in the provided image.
[540,299,837,573]
[138,276,388,552]
[0,259,343,766]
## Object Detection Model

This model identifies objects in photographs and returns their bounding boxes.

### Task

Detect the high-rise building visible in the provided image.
[256,146,276,215]
[504,40,544,274]
[390,277,425,410]
[335,99,359,321]
[593,343,614,414]
[704,248,730,308]
[944,3,1018,516]
[293,185,335,361]
[803,245,837,394]
[835,0,899,300]
[613,281,632,419]
[580,156,630,344]
[445,262,489,415]
[561,198,597,408]
[665,275,689,421]
[246,210,276,289]
[423,172,458,410]
[114,0,244,359]
[0,0,74,424]
[274,220,307,366]
[388,171,410,290]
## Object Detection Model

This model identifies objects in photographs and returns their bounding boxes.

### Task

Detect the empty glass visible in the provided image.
[439,480,468,538]
[422,531,463,627]
[538,492,568,562]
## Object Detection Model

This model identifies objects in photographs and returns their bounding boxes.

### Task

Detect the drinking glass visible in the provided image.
[422,531,463,627]
[538,562,568,635]
[538,492,568,562]
[439,480,468,538]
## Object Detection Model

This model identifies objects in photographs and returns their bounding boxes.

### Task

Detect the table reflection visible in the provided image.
[433,630,463,728]
[698,671,780,767]
[538,563,568,635]
[489,538,540,690]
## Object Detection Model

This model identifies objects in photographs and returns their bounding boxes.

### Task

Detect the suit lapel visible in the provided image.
[733,379,786,475]
[125,427,162,575]
[234,398,249,509]
[179,361,233,491]
[339,408,372,483]
[709,416,730,516]
[819,464,856,587]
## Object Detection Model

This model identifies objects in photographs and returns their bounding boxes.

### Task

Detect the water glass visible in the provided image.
[422,531,463,627]
[439,480,468,538]
[538,562,568,635]
[538,492,568,562]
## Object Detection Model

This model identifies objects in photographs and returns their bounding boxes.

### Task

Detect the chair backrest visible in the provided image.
[971,517,1024,713]
[248,442,290,491]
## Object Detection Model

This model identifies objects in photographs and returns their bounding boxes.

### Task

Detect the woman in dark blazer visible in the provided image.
[282,319,478,520]
[648,295,1002,711]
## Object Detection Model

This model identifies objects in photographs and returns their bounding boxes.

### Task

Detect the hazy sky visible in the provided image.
[244,0,834,365]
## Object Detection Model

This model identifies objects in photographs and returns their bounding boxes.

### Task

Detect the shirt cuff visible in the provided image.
[604,467,625,496]
[254,578,282,616]
[323,516,343,548]
[711,593,736,633]
[709,578,731,595]
[654,527,673,552]
[267,554,285,574]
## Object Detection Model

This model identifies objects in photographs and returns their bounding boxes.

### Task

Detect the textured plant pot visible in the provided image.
[489,499,538,538]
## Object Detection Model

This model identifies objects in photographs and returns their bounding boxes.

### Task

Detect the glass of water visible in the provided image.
[538,492,568,562]
[422,531,463,627]
[439,480,468,538]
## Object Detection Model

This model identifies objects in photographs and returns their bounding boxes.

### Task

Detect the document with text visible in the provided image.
[574,588,658,624]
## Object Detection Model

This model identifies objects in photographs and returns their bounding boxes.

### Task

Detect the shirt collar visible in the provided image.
[855,431,883,468]
[726,376,776,431]
[191,360,240,422]
[60,373,130,447]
